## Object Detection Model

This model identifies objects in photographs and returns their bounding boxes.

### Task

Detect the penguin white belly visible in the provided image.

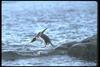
[36,36,45,43]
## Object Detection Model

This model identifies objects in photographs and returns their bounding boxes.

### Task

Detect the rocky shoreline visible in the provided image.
[57,34,97,62]
[2,35,97,62]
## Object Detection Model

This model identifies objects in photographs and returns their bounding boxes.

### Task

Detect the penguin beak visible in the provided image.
[31,37,36,43]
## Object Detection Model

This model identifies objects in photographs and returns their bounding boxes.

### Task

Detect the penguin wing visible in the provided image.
[41,28,47,34]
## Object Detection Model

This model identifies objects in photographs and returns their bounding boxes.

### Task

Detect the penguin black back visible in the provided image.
[40,34,51,44]
[40,34,54,47]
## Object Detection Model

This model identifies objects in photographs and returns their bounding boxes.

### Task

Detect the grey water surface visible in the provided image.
[2,1,97,66]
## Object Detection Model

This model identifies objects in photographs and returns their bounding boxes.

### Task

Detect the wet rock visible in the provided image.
[2,51,38,60]
[2,51,20,60]
[81,35,97,43]
[55,41,78,51]
[50,41,79,55]
[67,35,97,62]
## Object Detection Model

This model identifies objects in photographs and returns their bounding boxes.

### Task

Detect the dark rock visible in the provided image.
[67,35,97,62]
[55,41,78,50]
[2,51,37,60]
[81,35,97,43]
[2,51,20,60]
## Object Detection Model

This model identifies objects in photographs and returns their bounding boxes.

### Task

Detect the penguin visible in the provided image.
[31,28,54,47]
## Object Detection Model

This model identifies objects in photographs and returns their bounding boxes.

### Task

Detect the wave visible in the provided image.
[2,41,76,61]
[2,47,58,61]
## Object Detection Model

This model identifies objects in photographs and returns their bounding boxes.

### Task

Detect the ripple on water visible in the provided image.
[2,1,97,66]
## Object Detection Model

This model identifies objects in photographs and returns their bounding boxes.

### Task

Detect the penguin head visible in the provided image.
[31,37,36,43]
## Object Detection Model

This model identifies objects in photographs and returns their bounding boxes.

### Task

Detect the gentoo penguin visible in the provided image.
[31,28,54,47]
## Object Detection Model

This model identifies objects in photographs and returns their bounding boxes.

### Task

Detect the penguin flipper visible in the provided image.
[41,28,47,34]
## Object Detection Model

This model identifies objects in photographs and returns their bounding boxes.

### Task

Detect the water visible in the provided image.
[2,1,97,66]
[2,54,96,66]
